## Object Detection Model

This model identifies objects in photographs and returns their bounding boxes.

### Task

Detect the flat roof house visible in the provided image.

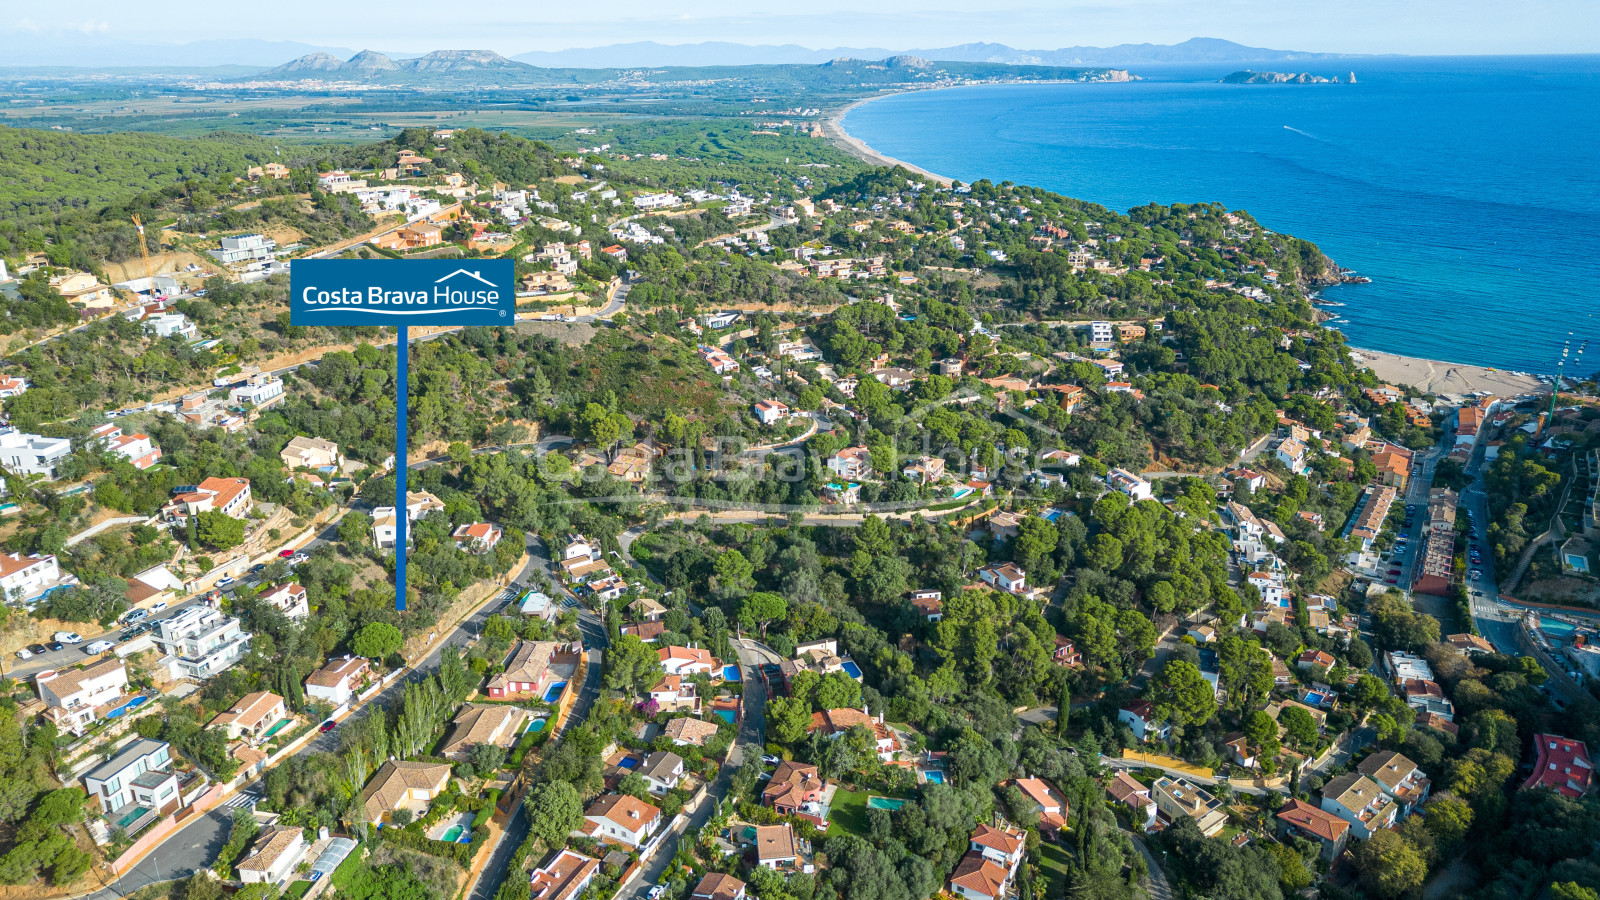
[152,607,251,681]
[84,738,182,818]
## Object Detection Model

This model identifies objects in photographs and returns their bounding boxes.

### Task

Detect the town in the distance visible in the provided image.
[0,35,1596,900]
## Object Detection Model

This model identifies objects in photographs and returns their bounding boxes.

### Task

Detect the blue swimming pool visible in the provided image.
[105,695,150,719]
[543,681,568,703]
[527,719,547,733]
[923,771,945,784]
[619,758,639,769]
[1542,618,1578,641]
[723,665,742,682]
[841,661,862,679]
[714,709,736,724]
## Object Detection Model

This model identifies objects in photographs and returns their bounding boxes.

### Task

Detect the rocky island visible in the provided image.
[1222,69,1355,83]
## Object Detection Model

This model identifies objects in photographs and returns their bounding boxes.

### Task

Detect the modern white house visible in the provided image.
[210,234,277,265]
[230,373,285,410]
[152,607,252,681]
[0,429,73,480]
[372,491,446,549]
[143,313,199,340]
[976,563,1027,595]
[84,739,182,817]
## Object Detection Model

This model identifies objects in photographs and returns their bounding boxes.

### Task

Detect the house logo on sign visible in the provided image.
[288,258,516,327]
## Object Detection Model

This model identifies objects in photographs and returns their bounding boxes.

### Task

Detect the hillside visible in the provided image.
[0,126,280,218]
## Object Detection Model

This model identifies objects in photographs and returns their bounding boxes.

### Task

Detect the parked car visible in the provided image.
[123,609,150,624]
[25,644,46,656]
[279,549,296,559]
[84,640,114,655]
[150,601,168,612]
[54,632,82,644]
[289,553,309,566]
[319,720,338,733]
[15,648,31,660]
[216,578,236,589]
[48,643,64,652]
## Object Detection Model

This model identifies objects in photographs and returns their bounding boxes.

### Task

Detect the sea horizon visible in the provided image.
[838,55,1600,378]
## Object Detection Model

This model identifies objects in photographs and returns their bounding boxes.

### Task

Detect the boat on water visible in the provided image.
[1314,300,1346,307]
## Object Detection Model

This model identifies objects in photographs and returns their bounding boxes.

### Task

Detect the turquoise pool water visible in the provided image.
[1542,618,1578,640]
[841,661,862,678]
[714,709,736,724]
[440,825,464,843]
[262,718,292,738]
[528,719,547,732]
[113,805,152,829]
[543,681,568,702]
[105,695,150,719]
[723,665,742,682]
[866,797,907,811]
[923,771,945,784]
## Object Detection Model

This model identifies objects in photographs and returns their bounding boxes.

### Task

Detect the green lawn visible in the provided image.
[1038,842,1074,896]
[283,881,312,900]
[827,789,870,838]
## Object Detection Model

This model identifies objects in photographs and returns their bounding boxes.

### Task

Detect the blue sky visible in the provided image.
[7,0,1598,56]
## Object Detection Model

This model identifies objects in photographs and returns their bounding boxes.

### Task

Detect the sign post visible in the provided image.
[290,258,516,610]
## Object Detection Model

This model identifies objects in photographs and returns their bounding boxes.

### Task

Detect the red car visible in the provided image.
[319,719,338,733]
[279,549,296,559]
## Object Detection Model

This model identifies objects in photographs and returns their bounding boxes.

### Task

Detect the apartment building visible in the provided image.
[153,607,252,681]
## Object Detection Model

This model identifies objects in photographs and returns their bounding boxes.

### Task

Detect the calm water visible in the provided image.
[842,57,1600,374]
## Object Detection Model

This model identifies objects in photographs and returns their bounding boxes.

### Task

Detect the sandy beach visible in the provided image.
[1350,347,1547,398]
[824,95,955,186]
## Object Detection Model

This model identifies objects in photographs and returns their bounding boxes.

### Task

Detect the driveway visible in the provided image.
[612,638,769,900]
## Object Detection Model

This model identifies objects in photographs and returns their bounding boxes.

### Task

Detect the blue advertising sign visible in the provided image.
[287,258,516,613]
[288,258,515,326]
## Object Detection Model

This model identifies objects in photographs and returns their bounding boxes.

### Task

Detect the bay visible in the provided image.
[841,56,1600,375]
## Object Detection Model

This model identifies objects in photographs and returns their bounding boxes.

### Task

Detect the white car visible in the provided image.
[648,888,665,900]
[84,640,115,655]
[289,553,309,566]
[54,631,83,644]
[15,648,32,660]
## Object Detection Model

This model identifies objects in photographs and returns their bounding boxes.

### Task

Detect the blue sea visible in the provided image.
[842,56,1600,374]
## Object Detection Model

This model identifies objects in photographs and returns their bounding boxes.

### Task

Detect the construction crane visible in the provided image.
[131,214,155,282]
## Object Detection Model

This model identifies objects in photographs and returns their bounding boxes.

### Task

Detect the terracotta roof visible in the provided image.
[530,849,599,900]
[1276,798,1349,843]
[0,552,53,579]
[1524,733,1592,798]
[1357,751,1420,793]
[488,640,560,693]
[755,823,795,861]
[237,826,303,874]
[658,645,718,668]
[763,761,825,807]
[37,657,125,700]
[691,873,745,900]
[586,793,660,832]
[1107,772,1151,805]
[307,656,367,688]
[949,851,1009,899]
[663,717,720,746]
[361,761,451,821]
[440,703,528,756]
[969,823,1024,855]
[209,691,283,732]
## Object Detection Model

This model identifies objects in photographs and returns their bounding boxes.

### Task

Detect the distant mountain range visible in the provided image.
[512,37,1362,68]
[261,49,522,78]
[0,36,1362,71]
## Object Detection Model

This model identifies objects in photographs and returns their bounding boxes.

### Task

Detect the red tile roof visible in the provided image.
[1524,733,1592,798]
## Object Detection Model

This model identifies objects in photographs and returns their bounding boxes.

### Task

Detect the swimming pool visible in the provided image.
[723,665,742,682]
[440,825,466,843]
[923,771,945,784]
[1542,618,1578,640]
[527,719,547,733]
[951,488,974,500]
[713,709,736,724]
[618,758,639,769]
[262,718,293,739]
[543,681,568,703]
[841,661,862,679]
[113,804,152,829]
[105,695,150,719]
[866,797,906,810]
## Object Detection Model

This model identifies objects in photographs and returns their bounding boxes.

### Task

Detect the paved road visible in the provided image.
[1129,833,1176,900]
[85,533,559,899]
[613,638,773,900]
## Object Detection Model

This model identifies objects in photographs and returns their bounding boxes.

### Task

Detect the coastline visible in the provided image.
[1349,347,1546,397]
[825,93,955,186]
